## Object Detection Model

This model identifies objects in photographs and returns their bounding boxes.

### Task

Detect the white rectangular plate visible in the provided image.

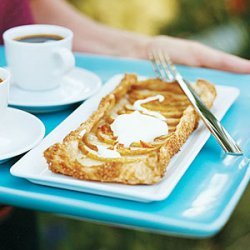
[10,75,240,202]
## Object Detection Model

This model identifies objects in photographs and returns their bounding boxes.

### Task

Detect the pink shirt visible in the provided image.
[0,0,34,44]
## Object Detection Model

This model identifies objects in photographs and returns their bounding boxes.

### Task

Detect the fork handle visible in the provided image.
[176,76,243,155]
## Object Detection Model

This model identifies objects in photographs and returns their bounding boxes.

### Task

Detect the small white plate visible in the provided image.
[8,67,102,113]
[0,107,45,164]
[10,75,240,202]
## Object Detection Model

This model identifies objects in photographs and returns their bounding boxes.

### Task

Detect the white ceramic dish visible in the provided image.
[10,74,240,202]
[8,67,102,113]
[0,107,45,164]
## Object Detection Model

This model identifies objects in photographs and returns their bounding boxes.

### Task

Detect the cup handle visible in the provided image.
[53,47,75,75]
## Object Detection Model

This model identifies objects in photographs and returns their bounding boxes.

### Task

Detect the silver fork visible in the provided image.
[149,50,243,155]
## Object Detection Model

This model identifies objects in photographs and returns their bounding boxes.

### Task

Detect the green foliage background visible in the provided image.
[67,0,250,57]
[67,0,177,35]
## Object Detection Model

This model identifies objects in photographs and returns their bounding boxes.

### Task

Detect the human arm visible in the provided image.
[30,0,250,73]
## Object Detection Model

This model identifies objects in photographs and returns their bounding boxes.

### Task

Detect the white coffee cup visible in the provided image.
[3,24,75,91]
[0,68,10,116]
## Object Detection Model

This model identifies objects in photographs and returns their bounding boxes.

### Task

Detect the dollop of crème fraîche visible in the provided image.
[110,95,168,148]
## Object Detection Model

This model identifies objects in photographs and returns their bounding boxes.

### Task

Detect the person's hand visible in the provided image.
[145,35,250,74]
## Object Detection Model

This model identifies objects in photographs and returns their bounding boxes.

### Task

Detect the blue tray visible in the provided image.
[0,46,249,238]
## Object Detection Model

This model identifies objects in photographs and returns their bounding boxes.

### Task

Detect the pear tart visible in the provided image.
[44,74,216,184]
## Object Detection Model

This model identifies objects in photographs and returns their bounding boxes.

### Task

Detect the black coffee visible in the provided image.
[14,34,64,43]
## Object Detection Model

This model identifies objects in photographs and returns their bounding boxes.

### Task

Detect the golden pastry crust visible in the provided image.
[44,74,216,184]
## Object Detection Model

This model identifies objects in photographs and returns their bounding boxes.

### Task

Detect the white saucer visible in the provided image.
[0,108,45,164]
[8,67,102,113]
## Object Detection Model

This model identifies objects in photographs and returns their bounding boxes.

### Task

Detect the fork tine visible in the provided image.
[153,50,168,80]
[156,50,175,81]
[161,53,178,78]
[149,50,176,82]
[148,52,162,79]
